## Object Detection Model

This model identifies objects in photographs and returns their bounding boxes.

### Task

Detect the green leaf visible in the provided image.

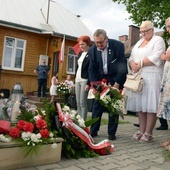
[85,117,99,127]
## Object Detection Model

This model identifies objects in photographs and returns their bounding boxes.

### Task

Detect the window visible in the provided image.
[2,36,26,71]
[66,46,77,75]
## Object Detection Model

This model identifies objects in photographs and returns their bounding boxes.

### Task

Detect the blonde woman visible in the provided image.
[127,21,165,142]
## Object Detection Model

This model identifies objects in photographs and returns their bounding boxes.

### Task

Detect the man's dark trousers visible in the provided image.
[90,100,119,135]
[38,79,47,97]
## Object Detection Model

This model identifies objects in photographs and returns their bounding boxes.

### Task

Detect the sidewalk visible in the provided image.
[17,114,170,170]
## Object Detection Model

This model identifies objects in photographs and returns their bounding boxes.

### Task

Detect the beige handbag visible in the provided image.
[123,62,144,93]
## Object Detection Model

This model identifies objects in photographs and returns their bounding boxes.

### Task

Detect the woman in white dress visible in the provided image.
[50,71,59,103]
[127,21,165,142]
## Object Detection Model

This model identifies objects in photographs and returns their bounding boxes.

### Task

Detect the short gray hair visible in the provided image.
[93,29,107,38]
[140,21,154,29]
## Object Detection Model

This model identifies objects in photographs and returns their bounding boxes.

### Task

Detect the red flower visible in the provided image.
[23,122,34,132]
[36,119,47,129]
[40,129,50,138]
[9,127,20,138]
[101,79,107,84]
[17,120,26,130]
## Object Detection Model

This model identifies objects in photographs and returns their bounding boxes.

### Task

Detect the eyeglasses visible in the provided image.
[140,28,152,34]
[95,38,106,45]
[166,25,170,29]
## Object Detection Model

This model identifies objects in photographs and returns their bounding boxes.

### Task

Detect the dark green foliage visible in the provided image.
[112,0,170,44]
[42,101,98,159]
[57,128,98,159]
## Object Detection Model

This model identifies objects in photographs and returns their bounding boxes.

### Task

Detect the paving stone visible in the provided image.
[15,115,170,170]
[115,164,144,170]
[95,162,122,170]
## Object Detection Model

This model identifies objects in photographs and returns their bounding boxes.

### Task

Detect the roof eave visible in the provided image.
[0,20,78,41]
[52,31,77,41]
[0,20,44,34]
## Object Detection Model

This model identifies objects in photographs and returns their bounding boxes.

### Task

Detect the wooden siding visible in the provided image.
[0,26,76,95]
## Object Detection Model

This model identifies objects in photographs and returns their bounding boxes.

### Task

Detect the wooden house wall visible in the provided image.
[48,38,76,82]
[0,26,48,95]
[0,26,77,96]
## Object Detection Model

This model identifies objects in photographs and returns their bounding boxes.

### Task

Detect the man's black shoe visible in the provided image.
[108,135,116,140]
[90,132,98,137]
[133,124,140,127]
[156,126,168,130]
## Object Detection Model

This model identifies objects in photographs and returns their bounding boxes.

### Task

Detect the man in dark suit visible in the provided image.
[88,29,128,140]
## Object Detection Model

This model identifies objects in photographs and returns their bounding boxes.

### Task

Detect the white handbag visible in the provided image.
[123,62,144,93]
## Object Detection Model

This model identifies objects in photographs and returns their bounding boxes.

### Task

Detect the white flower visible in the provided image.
[30,133,41,143]
[0,134,11,142]
[102,95,111,103]
[49,132,54,138]
[34,115,41,121]
[21,132,32,141]
[70,110,76,119]
[41,110,46,115]
[111,100,123,112]
[78,118,85,127]
[27,141,31,145]
[62,106,70,112]
[36,133,41,138]
[51,143,58,148]
[76,115,81,119]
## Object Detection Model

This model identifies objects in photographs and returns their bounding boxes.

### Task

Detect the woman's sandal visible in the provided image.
[139,133,153,143]
[132,131,143,140]
[160,138,170,148]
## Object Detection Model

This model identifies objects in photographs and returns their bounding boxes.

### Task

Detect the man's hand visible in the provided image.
[85,85,90,91]
[113,82,119,90]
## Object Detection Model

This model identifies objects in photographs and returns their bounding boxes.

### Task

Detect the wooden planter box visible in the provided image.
[0,138,63,170]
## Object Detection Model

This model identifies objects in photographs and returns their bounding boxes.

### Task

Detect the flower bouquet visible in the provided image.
[56,82,71,95]
[0,99,59,158]
[57,103,114,156]
[92,79,124,119]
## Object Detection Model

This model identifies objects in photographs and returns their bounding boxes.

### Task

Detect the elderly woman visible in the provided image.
[127,21,165,142]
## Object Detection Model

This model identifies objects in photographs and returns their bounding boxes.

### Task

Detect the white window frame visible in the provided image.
[2,36,26,71]
[66,46,77,75]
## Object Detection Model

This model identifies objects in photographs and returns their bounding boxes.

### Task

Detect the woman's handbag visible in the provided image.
[123,62,144,93]
[67,93,77,109]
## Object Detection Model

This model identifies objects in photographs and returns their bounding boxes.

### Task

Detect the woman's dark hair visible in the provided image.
[53,71,58,77]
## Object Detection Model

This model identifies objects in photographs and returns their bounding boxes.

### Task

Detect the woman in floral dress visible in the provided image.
[158,17,170,150]
[158,17,170,120]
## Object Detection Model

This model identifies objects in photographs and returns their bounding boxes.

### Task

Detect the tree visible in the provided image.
[112,0,170,42]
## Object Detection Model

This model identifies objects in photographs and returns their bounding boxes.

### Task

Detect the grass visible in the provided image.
[164,150,170,161]
[86,115,130,125]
